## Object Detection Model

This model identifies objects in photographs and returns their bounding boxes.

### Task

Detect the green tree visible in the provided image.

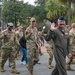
[58,0,75,25]
[2,0,34,27]
[45,0,67,22]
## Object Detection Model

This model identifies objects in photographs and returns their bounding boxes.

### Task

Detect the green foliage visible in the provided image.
[45,0,67,22]
[2,0,34,27]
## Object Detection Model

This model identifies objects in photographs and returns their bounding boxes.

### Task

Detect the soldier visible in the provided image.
[15,26,23,59]
[66,23,75,71]
[45,16,72,75]
[41,26,54,69]
[45,39,54,69]
[0,23,20,74]
[25,17,40,75]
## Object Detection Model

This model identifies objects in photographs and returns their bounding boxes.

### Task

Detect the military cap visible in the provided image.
[58,16,65,20]
[71,23,75,27]
[7,22,13,26]
[30,17,36,22]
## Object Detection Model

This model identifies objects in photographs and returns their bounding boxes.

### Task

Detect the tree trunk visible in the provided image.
[67,0,71,26]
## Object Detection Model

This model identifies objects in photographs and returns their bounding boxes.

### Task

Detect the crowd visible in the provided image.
[0,16,75,75]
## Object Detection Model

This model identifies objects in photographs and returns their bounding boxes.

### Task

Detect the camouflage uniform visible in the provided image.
[15,28,23,57]
[0,23,19,74]
[25,25,39,72]
[45,39,54,69]
[66,23,75,71]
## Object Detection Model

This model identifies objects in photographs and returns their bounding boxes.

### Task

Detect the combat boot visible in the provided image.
[30,71,34,75]
[66,66,74,71]
[48,64,54,69]
[15,58,18,60]
[11,68,20,74]
[0,66,5,72]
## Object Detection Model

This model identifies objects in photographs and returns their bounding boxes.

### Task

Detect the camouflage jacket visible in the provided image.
[15,30,23,45]
[69,29,75,49]
[0,29,16,48]
[25,25,40,47]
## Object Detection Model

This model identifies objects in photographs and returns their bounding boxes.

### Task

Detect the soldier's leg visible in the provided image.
[0,48,9,72]
[66,57,74,71]
[33,48,39,66]
[71,55,75,64]
[46,47,54,69]
[27,49,33,70]
[26,48,36,75]
[10,48,20,74]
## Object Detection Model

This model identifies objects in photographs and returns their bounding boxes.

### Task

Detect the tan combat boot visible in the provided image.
[66,65,74,71]
[15,58,18,60]
[0,66,5,72]
[30,71,34,75]
[11,68,20,74]
[48,64,54,69]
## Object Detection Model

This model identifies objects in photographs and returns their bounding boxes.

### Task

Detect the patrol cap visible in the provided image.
[71,23,75,27]
[30,17,36,22]
[7,22,13,26]
[58,16,65,20]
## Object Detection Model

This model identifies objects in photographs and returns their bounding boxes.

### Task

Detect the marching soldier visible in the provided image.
[25,17,40,75]
[66,23,75,71]
[15,26,23,59]
[45,39,54,69]
[42,26,54,69]
[0,23,20,74]
[45,16,72,75]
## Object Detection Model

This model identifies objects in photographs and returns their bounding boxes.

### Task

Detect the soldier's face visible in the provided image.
[8,26,13,31]
[58,20,65,28]
[30,20,36,28]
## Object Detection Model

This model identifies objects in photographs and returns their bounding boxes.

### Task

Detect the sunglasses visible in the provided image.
[32,21,36,22]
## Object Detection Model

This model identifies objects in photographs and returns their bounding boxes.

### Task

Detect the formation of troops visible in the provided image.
[0,16,75,75]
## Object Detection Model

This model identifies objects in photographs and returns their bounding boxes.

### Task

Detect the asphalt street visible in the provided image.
[0,53,75,75]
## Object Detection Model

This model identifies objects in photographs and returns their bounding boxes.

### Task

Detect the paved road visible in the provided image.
[0,53,75,75]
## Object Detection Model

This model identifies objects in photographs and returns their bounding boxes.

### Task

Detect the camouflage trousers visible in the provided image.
[27,47,39,71]
[67,55,75,66]
[0,47,16,68]
[45,44,53,64]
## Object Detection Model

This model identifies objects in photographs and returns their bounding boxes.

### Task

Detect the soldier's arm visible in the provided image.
[67,32,73,54]
[0,34,4,40]
[45,30,56,41]
[0,29,8,40]
[25,27,32,40]
[16,33,20,45]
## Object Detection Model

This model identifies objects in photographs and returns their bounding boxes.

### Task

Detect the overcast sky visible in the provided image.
[19,0,36,5]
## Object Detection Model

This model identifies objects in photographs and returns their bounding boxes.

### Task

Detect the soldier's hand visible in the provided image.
[68,53,72,58]
[30,27,33,33]
[50,22,56,31]
[4,29,8,35]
